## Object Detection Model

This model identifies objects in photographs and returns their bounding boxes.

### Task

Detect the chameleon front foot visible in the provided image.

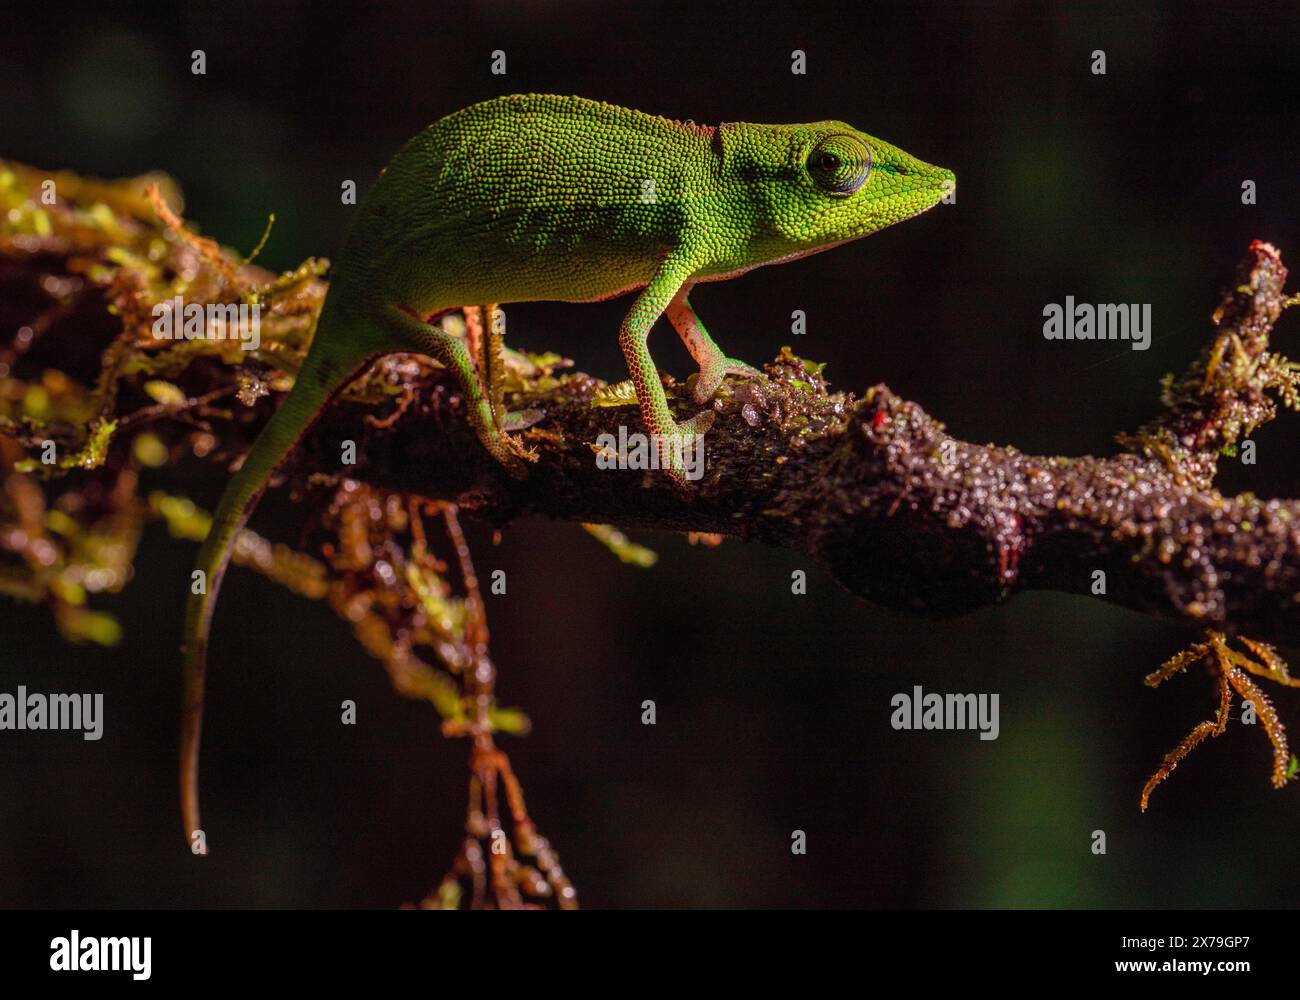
[653,409,714,485]
[689,356,763,404]
[665,288,764,405]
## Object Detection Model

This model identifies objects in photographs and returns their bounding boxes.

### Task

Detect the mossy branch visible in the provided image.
[3,163,1300,650]
[310,244,1300,647]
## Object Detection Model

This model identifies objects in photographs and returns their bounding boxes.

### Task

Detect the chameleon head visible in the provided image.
[721,119,955,261]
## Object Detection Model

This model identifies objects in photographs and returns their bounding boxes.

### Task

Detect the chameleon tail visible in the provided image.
[180,330,376,850]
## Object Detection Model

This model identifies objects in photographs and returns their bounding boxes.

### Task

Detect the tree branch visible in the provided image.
[3,162,1298,645]
[300,244,1300,645]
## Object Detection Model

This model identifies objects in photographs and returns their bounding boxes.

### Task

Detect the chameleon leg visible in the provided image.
[619,266,715,484]
[666,286,762,405]
[384,304,527,473]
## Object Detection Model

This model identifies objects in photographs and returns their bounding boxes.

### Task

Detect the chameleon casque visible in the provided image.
[180,93,954,848]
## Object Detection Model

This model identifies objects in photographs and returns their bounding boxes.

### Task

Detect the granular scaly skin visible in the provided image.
[347,95,951,309]
[178,93,954,847]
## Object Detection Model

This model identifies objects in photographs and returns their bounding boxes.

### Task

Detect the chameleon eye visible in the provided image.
[807,134,872,197]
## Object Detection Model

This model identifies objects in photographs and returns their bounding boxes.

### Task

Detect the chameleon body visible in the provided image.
[180,93,953,847]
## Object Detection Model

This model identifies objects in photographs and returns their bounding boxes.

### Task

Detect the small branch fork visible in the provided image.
[1140,631,1300,810]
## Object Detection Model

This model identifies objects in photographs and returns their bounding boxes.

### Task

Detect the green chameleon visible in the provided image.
[179,93,954,849]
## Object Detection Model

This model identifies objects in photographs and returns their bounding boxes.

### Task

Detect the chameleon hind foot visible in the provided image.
[388,304,530,475]
[481,398,541,465]
[470,396,535,472]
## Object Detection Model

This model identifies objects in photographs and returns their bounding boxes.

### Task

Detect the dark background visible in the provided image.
[3,0,1300,907]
